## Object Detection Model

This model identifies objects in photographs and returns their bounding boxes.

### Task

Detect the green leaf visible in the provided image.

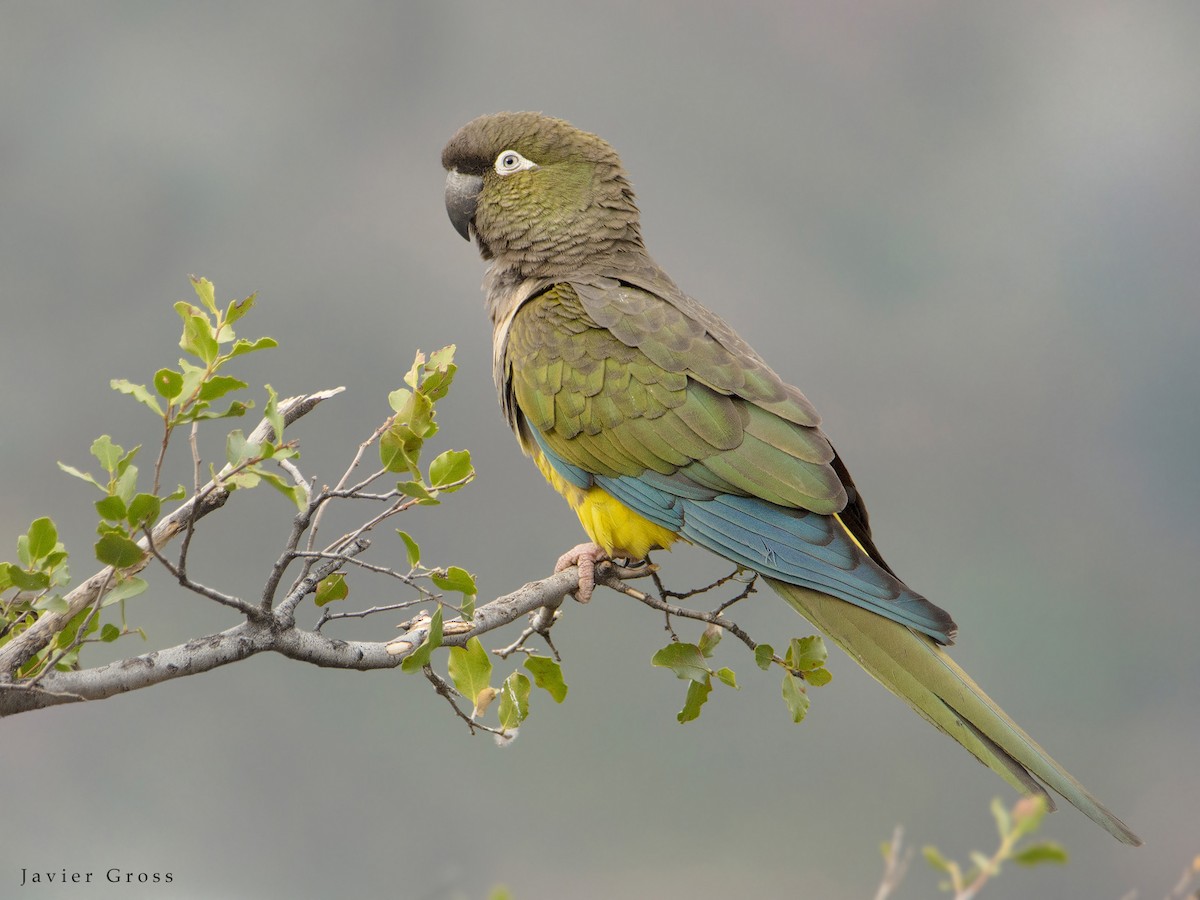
[678,677,712,723]
[431,566,476,598]
[403,351,425,389]
[164,485,187,501]
[400,605,444,672]
[224,293,256,327]
[422,348,457,401]
[780,672,810,723]
[524,655,568,703]
[102,576,148,606]
[9,567,50,591]
[428,449,474,491]
[923,845,953,873]
[190,275,218,313]
[100,623,121,642]
[1011,842,1068,867]
[57,462,104,490]
[698,623,722,658]
[113,464,138,505]
[754,643,775,671]
[396,480,436,501]
[651,642,711,685]
[785,635,827,672]
[181,399,250,422]
[427,344,456,370]
[421,365,457,402]
[90,435,123,474]
[264,384,283,444]
[380,425,423,475]
[715,667,739,689]
[94,532,145,569]
[225,468,260,489]
[256,470,307,511]
[226,429,256,466]
[803,667,832,687]
[110,379,164,416]
[315,573,348,606]
[447,637,492,705]
[497,671,531,730]
[388,387,413,414]
[198,375,249,403]
[405,390,434,432]
[178,305,219,365]
[115,445,140,477]
[225,336,277,359]
[177,360,207,400]
[154,368,184,400]
[396,530,420,567]
[26,517,58,562]
[95,495,127,522]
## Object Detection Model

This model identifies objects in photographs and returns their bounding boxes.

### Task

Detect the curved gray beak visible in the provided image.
[444,170,483,241]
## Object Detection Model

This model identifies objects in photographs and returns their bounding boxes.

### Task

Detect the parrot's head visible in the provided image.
[442,112,644,276]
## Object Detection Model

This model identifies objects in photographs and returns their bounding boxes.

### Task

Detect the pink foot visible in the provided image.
[554,542,609,603]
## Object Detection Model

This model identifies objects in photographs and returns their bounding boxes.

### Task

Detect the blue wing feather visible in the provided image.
[531,426,955,644]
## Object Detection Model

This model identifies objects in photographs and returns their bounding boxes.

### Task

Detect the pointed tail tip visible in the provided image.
[1110,817,1144,847]
[1046,787,1143,846]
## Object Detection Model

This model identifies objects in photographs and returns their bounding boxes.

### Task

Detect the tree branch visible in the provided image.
[0,388,344,676]
[0,565,587,716]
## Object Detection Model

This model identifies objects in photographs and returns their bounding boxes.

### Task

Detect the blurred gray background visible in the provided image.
[2,2,1197,898]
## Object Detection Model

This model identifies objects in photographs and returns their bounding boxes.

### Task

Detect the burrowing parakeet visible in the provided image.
[441,111,1140,845]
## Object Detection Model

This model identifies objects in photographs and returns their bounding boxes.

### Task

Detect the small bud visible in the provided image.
[473,686,498,718]
[1012,795,1045,824]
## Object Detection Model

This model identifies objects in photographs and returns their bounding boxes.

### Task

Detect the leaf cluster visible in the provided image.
[652,625,832,725]
[382,346,475,506]
[402,623,569,736]
[922,796,1067,896]
[1,278,279,677]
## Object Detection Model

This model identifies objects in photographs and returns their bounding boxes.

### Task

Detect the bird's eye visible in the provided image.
[494,149,535,175]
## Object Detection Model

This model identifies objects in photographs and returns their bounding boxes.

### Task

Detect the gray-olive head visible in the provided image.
[441,112,643,274]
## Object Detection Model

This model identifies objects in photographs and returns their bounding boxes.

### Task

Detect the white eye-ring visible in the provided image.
[494,149,537,176]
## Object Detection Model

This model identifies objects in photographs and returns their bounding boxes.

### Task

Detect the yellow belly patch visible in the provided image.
[532,448,678,560]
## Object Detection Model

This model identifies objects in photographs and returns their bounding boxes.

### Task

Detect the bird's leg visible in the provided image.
[554,542,610,603]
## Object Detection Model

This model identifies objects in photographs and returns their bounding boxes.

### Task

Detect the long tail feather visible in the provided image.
[768,578,1142,846]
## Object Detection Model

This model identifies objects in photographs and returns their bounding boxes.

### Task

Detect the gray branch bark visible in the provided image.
[0,568,584,716]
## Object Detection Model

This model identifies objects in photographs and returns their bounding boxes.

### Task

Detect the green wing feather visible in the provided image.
[507,281,846,511]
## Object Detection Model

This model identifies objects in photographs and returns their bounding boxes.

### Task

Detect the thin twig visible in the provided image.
[873,824,913,900]
[314,598,429,632]
[177,420,203,581]
[276,458,310,505]
[144,532,263,618]
[307,419,391,553]
[423,666,507,737]
[1165,853,1200,900]
[600,571,763,656]
[275,538,371,626]
[28,569,115,685]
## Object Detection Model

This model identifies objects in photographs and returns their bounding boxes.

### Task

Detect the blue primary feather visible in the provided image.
[532,429,953,643]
